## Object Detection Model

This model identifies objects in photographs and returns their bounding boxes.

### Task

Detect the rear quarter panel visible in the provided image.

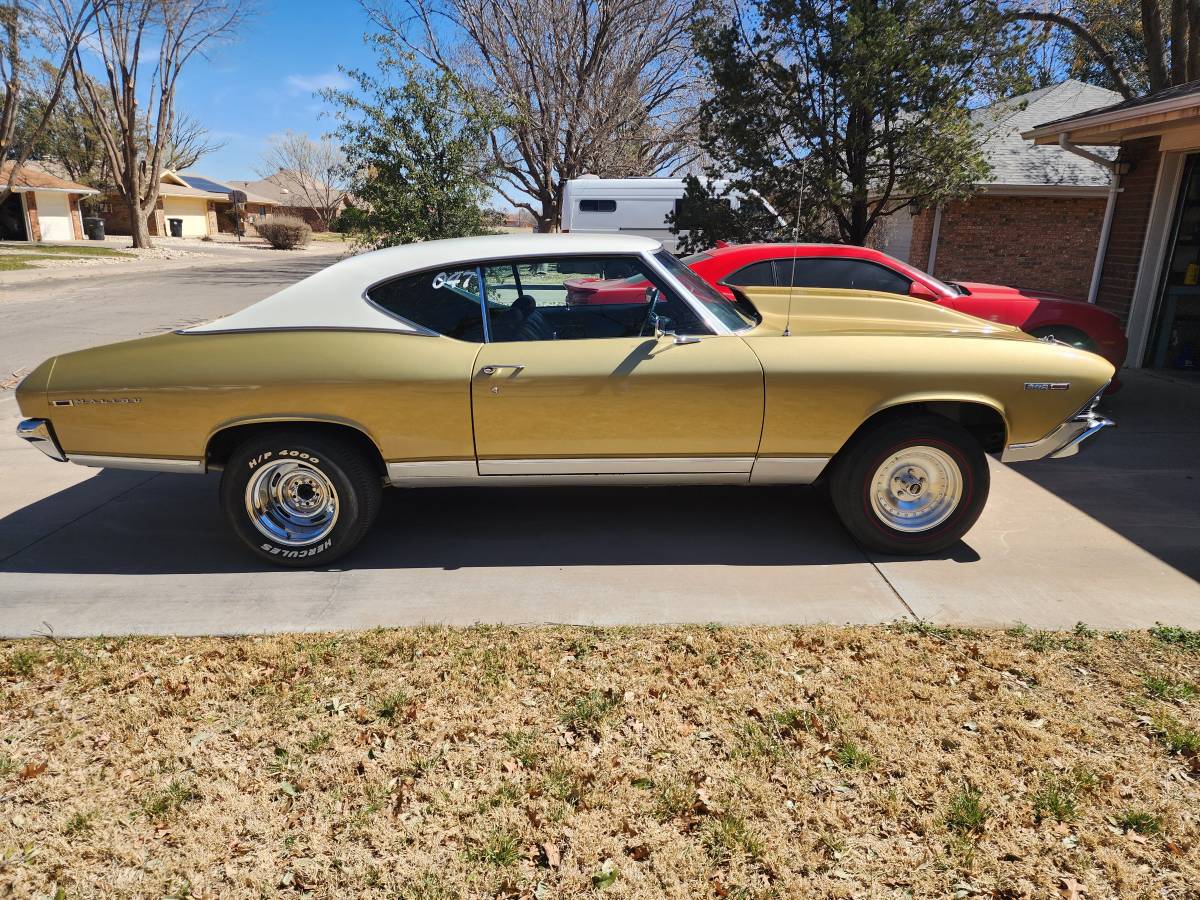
[44,331,481,463]
[744,332,1113,456]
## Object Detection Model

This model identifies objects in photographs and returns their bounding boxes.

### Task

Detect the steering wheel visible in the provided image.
[638,287,661,337]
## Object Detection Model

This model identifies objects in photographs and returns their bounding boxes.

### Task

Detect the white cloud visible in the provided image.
[284,71,352,95]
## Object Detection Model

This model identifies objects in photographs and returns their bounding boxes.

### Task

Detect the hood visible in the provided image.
[739,286,1033,341]
[954,281,1084,305]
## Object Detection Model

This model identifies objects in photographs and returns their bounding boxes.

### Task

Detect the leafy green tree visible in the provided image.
[324,34,499,248]
[666,175,784,254]
[689,0,1028,246]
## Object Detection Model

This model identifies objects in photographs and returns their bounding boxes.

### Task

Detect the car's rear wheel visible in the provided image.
[1030,325,1097,354]
[829,415,989,555]
[219,430,381,567]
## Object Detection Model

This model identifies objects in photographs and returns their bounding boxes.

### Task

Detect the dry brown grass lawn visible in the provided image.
[1,625,1198,899]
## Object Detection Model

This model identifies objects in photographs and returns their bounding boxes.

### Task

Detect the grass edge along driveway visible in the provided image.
[1,623,1198,898]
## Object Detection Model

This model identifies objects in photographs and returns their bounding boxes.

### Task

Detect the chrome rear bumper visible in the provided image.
[16,418,67,462]
[1001,412,1115,463]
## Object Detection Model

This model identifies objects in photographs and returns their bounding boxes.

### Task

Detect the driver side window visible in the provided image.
[481,256,709,342]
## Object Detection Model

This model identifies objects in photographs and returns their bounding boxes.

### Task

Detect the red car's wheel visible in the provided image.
[1029,325,1097,354]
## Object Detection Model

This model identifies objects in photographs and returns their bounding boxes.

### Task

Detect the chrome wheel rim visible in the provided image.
[869,446,962,533]
[245,460,339,546]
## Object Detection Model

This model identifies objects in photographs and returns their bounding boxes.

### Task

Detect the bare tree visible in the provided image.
[165,109,224,170]
[256,130,349,231]
[69,0,250,248]
[1,0,102,203]
[362,0,704,232]
[1006,0,1200,99]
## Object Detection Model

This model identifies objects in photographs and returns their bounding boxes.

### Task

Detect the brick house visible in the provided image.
[1025,79,1200,371]
[0,161,98,241]
[877,81,1123,301]
[99,171,276,239]
[226,170,349,232]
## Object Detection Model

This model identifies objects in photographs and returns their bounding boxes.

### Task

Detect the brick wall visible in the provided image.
[1094,137,1163,323]
[69,194,84,240]
[921,194,1107,300]
[24,193,40,241]
[101,194,168,237]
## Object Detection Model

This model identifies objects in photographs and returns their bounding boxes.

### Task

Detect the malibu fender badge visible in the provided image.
[1024,382,1070,391]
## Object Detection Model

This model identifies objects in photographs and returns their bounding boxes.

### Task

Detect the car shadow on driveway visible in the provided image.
[0,471,980,576]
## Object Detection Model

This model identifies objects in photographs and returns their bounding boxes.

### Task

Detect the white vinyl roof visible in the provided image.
[184,233,662,334]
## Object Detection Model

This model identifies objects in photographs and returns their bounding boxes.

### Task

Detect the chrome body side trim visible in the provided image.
[16,418,67,462]
[386,457,760,487]
[386,460,479,484]
[749,456,831,485]
[477,456,755,476]
[70,455,206,474]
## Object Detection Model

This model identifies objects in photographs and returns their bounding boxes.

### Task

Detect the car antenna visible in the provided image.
[783,164,805,337]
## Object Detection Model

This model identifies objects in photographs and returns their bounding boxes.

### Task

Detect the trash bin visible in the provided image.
[82,217,105,241]
[168,217,183,238]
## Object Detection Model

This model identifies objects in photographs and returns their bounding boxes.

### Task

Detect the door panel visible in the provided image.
[471,335,764,470]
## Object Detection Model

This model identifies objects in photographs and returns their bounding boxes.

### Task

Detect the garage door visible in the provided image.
[162,196,210,237]
[880,207,914,263]
[36,191,74,241]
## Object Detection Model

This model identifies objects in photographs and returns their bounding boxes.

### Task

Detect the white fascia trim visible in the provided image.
[13,186,99,195]
[1022,92,1200,143]
[977,183,1112,198]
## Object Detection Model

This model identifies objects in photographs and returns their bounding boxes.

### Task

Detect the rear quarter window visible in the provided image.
[367,268,485,341]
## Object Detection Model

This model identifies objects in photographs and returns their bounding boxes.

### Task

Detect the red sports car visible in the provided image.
[565,243,1129,372]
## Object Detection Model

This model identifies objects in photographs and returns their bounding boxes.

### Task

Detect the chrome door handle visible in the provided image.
[480,364,525,375]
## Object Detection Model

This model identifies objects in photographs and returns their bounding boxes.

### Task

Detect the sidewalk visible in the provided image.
[0,235,350,291]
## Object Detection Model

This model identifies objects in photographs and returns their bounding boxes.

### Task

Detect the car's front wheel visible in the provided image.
[829,415,989,555]
[219,430,382,567]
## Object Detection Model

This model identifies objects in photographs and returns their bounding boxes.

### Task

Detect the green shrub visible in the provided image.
[257,216,312,250]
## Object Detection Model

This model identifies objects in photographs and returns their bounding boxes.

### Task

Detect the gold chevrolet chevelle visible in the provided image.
[15,234,1114,566]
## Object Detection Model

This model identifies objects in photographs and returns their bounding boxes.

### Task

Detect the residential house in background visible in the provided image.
[99,171,277,239]
[226,170,349,232]
[877,80,1124,300]
[0,161,99,242]
[1025,79,1200,371]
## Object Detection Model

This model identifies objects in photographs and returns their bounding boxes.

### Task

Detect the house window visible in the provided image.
[579,199,616,213]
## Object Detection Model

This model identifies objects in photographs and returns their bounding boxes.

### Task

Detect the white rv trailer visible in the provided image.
[560,177,778,252]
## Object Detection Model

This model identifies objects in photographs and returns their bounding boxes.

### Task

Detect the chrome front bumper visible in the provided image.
[16,418,68,462]
[1001,411,1115,463]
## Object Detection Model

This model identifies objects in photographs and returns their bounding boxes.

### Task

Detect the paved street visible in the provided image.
[1,256,1197,636]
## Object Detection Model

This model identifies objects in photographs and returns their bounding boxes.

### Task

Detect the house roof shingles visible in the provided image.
[1030,78,1200,134]
[0,161,98,194]
[971,79,1124,188]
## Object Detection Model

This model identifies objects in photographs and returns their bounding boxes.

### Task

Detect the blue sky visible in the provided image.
[173,0,377,181]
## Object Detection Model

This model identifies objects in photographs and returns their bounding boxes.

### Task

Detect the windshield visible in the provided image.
[653,250,755,331]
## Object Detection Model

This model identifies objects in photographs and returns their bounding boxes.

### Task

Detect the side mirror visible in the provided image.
[654,314,700,345]
[908,281,939,302]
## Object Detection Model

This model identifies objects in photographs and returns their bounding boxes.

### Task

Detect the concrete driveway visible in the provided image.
[1,259,1197,636]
